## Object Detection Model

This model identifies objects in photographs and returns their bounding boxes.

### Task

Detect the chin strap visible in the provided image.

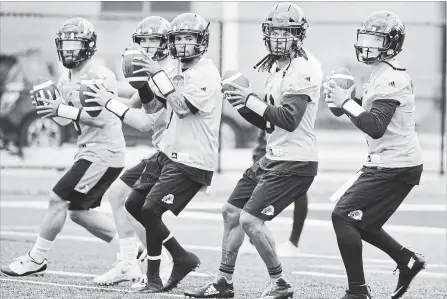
[381,60,406,71]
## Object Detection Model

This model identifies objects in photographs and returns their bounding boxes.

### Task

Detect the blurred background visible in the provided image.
[0,1,446,174]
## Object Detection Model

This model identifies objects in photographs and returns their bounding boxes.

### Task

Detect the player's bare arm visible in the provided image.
[132,55,195,119]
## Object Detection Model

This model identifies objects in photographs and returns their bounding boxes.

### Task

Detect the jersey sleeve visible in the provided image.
[373,71,413,106]
[182,62,221,114]
[281,60,322,99]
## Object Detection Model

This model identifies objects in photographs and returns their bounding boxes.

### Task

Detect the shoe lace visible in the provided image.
[14,255,30,264]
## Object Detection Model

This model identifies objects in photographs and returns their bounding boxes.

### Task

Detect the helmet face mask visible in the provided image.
[262,3,308,59]
[168,13,210,61]
[354,11,405,65]
[55,18,97,69]
[133,16,170,61]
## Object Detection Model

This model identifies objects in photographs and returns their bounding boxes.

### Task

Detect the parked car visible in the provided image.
[0,51,73,151]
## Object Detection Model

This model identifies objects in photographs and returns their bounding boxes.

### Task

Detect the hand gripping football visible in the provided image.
[122,43,148,89]
[327,67,356,117]
[221,69,251,113]
[31,77,70,125]
[79,72,104,117]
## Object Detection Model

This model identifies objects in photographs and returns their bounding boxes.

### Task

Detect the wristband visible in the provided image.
[138,82,155,104]
[342,99,365,118]
[105,98,129,120]
[245,93,268,116]
[57,104,81,121]
[151,70,175,97]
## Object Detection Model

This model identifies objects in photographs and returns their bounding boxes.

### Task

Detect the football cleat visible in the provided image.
[131,274,147,289]
[391,252,427,299]
[275,241,301,257]
[257,277,294,299]
[162,251,201,292]
[134,275,163,293]
[93,253,141,286]
[1,252,47,277]
[184,276,235,298]
[340,285,372,299]
[160,247,173,285]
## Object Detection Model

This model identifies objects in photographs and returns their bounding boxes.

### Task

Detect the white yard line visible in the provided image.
[0,278,185,297]
[1,230,445,269]
[292,270,446,279]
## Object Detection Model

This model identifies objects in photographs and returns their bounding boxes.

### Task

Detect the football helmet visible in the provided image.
[132,16,170,61]
[55,17,97,69]
[262,2,309,58]
[354,11,405,65]
[168,13,210,59]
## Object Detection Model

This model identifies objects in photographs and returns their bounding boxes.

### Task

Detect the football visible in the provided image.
[31,78,71,125]
[31,77,58,106]
[122,43,148,89]
[327,67,356,117]
[221,69,251,113]
[79,72,104,117]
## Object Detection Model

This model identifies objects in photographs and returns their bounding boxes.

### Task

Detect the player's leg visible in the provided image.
[289,192,308,247]
[108,159,150,260]
[331,171,411,298]
[1,160,90,276]
[332,211,369,299]
[136,166,203,293]
[354,182,426,299]
[68,208,117,242]
[276,192,308,256]
[184,164,262,298]
[239,172,313,299]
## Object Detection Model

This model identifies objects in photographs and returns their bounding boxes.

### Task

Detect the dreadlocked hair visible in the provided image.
[253,46,308,73]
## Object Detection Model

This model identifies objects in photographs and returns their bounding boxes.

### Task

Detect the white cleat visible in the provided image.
[1,252,47,277]
[131,247,173,288]
[276,241,301,257]
[93,253,142,286]
[160,247,173,285]
[131,274,147,289]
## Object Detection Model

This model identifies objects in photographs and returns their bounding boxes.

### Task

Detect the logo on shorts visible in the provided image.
[161,194,174,205]
[261,205,275,216]
[348,210,363,221]
[78,185,89,193]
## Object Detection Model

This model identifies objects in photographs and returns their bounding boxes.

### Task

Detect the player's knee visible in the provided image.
[124,196,140,218]
[68,210,85,224]
[222,202,241,225]
[108,180,129,208]
[48,192,69,210]
[239,211,261,234]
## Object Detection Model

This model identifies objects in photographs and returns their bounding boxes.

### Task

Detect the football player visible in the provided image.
[84,13,222,293]
[0,18,143,281]
[251,128,308,256]
[185,3,322,299]
[323,11,426,299]
[84,16,178,286]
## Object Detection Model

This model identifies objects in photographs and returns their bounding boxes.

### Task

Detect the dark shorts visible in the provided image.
[333,168,416,231]
[120,156,154,188]
[52,159,123,211]
[129,151,204,216]
[227,162,315,221]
